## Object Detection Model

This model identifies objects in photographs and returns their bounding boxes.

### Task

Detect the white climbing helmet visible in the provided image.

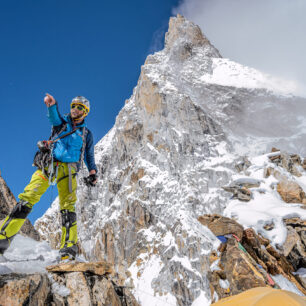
[71,96,90,115]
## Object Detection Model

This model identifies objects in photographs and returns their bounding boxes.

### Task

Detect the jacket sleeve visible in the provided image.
[47,103,63,127]
[84,130,98,173]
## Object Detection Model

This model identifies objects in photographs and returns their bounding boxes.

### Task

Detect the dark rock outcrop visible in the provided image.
[222,178,262,202]
[0,273,51,306]
[268,149,303,177]
[283,218,306,270]
[0,173,40,241]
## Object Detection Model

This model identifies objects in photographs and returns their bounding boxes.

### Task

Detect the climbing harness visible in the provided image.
[33,125,86,190]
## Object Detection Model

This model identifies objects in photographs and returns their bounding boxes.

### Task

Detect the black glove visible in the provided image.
[84,174,97,187]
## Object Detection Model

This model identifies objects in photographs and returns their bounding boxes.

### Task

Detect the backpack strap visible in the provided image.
[79,127,88,165]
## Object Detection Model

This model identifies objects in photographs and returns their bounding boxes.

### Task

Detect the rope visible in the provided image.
[231,234,279,288]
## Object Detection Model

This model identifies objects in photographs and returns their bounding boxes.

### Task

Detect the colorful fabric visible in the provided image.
[0,203,32,245]
[18,163,77,212]
[0,216,27,240]
[217,235,228,243]
[0,163,78,251]
[213,287,306,305]
[17,163,78,249]
[47,103,97,172]
[60,210,77,249]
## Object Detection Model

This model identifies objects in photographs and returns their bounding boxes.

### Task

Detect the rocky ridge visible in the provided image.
[0,261,138,306]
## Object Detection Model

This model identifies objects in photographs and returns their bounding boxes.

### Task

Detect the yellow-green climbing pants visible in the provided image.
[19,162,77,212]
[0,162,78,249]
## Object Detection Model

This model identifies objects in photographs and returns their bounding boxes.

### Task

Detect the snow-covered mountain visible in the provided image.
[34,14,306,305]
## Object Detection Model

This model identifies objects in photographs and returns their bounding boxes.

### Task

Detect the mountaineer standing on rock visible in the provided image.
[0,94,97,260]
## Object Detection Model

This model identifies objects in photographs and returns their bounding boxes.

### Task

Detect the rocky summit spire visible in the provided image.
[165,14,221,58]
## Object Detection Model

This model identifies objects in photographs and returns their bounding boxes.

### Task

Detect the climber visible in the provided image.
[0,93,97,260]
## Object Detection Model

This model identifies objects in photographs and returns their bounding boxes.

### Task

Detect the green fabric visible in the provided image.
[18,170,50,206]
[0,216,27,240]
[60,222,77,249]
[238,242,247,253]
[0,163,78,248]
[18,163,77,212]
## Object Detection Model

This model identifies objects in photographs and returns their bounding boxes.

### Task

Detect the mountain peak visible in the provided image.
[165,14,221,58]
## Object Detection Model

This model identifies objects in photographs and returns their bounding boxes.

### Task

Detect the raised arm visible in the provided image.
[44,93,63,127]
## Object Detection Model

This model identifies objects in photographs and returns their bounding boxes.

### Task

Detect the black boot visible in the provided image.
[59,210,78,260]
[0,201,32,254]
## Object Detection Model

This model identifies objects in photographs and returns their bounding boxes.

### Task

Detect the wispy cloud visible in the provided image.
[173,0,306,96]
[148,20,169,54]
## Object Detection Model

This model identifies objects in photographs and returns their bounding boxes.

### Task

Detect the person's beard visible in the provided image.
[73,113,84,120]
[71,112,85,123]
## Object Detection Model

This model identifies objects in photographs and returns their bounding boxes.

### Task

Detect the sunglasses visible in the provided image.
[71,104,85,111]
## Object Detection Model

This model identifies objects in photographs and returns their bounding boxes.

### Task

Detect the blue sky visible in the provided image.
[0,0,180,223]
[2,0,304,224]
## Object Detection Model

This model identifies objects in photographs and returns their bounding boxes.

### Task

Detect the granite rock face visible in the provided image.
[0,273,50,306]
[0,262,138,306]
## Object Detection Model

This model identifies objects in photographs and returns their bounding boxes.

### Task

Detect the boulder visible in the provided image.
[290,154,302,165]
[231,178,262,188]
[277,180,306,204]
[242,229,287,275]
[204,219,306,300]
[264,167,287,181]
[222,238,267,293]
[0,262,139,306]
[222,185,252,202]
[0,273,51,306]
[222,178,261,202]
[198,214,244,240]
[283,218,306,270]
[235,157,251,173]
[46,261,114,276]
[268,150,302,177]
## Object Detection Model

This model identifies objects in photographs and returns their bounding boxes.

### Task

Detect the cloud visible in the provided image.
[173,0,306,96]
[148,20,170,54]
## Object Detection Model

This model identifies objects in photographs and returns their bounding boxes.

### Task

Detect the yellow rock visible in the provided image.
[46,261,113,276]
[212,287,306,306]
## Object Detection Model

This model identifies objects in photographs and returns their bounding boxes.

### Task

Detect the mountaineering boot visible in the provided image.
[0,200,32,254]
[59,209,78,260]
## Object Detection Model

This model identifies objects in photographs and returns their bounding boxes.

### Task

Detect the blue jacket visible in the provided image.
[47,103,97,173]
